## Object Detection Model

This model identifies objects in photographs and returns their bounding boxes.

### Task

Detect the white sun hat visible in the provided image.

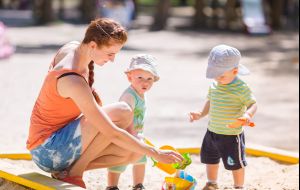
[125,54,160,81]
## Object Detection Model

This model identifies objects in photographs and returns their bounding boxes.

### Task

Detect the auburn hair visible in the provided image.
[83,18,128,105]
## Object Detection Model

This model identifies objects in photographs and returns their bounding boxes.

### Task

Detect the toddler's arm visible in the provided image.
[189,99,210,122]
[227,103,258,128]
[242,102,258,124]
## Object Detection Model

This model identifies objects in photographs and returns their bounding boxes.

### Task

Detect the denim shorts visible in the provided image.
[30,118,82,173]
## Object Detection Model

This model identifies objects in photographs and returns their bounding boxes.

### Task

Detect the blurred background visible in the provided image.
[0,0,299,153]
[0,0,299,30]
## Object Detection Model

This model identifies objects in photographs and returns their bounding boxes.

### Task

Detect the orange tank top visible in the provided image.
[27,41,91,150]
[26,69,84,150]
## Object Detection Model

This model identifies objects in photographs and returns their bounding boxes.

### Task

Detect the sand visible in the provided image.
[0,156,299,190]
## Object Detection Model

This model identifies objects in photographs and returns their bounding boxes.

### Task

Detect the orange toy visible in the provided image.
[227,117,255,128]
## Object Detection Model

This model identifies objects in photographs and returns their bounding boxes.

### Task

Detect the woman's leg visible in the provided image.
[68,102,141,176]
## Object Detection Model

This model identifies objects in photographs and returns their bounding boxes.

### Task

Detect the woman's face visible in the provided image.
[90,42,124,66]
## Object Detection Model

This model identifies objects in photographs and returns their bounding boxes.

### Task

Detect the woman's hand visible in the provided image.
[151,148,184,164]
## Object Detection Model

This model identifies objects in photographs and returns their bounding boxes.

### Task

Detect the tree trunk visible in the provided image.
[225,0,237,29]
[80,0,98,23]
[0,0,3,8]
[269,0,284,29]
[58,0,65,20]
[151,0,171,31]
[193,0,206,28]
[32,0,54,25]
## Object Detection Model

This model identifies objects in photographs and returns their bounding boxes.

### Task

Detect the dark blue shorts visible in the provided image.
[200,130,247,170]
[30,118,82,173]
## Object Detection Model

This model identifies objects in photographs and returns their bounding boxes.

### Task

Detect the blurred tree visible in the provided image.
[179,0,188,6]
[225,0,238,29]
[0,0,3,8]
[32,0,54,25]
[58,0,65,19]
[193,0,206,28]
[151,0,171,31]
[80,0,98,22]
[267,0,284,29]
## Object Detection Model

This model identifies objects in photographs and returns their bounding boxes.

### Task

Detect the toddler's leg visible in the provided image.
[202,164,219,190]
[206,163,219,184]
[107,171,121,187]
[232,168,245,189]
[107,165,127,188]
[132,164,146,186]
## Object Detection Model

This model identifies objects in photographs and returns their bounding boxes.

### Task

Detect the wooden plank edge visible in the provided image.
[0,170,55,190]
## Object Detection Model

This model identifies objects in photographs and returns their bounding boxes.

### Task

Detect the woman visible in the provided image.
[27,18,183,188]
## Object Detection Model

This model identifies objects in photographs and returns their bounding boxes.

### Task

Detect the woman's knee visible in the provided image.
[109,102,133,129]
[128,152,144,164]
[118,102,133,120]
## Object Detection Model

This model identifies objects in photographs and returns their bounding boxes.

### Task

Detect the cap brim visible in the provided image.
[238,64,250,76]
[206,64,250,79]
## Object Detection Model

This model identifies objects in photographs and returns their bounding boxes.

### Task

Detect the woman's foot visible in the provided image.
[133,183,145,190]
[106,186,119,190]
[51,171,86,189]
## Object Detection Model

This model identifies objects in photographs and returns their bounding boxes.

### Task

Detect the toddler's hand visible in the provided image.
[189,111,202,122]
[227,113,255,128]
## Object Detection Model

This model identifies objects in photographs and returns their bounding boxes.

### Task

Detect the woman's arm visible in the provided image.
[119,92,136,136]
[57,76,182,163]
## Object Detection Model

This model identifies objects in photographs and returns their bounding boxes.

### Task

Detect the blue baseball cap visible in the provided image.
[206,44,250,79]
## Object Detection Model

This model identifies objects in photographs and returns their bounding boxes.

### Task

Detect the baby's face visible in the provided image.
[215,68,238,85]
[127,69,155,96]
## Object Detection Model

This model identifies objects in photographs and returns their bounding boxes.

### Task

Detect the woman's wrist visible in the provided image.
[147,146,159,158]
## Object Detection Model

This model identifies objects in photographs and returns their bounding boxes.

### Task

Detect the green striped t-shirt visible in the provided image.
[207,78,256,135]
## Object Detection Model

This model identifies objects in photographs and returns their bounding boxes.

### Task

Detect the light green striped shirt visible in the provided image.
[208,78,256,135]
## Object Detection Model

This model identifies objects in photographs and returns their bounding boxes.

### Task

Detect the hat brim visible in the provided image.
[125,66,160,82]
[206,64,250,79]
[237,64,250,76]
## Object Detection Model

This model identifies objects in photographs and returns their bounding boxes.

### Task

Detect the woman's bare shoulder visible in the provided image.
[52,41,80,70]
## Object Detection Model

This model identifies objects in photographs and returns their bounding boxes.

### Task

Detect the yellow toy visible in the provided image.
[144,139,192,175]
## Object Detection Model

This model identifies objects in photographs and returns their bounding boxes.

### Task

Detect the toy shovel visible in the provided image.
[227,117,255,128]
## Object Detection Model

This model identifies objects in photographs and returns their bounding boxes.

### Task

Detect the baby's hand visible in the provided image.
[189,111,202,122]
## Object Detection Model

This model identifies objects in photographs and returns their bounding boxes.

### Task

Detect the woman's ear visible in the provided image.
[88,41,98,50]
